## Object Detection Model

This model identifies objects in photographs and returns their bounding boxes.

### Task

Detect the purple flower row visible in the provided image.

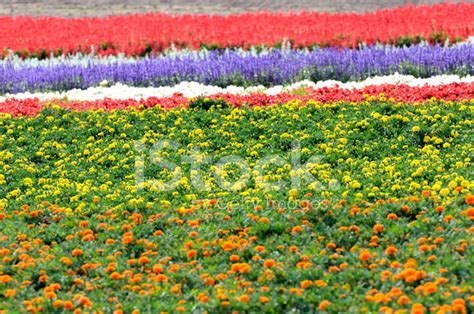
[0,45,473,94]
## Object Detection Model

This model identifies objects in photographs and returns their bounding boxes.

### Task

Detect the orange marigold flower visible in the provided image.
[387,213,398,220]
[397,295,410,306]
[78,296,92,308]
[319,300,331,311]
[411,303,425,314]
[45,291,57,299]
[381,270,392,280]
[221,242,233,251]
[292,226,302,233]
[373,224,384,233]
[229,254,240,262]
[328,266,340,272]
[422,190,431,197]
[451,298,466,312]
[155,274,168,282]
[169,264,180,272]
[63,300,74,310]
[238,263,252,274]
[385,246,398,256]
[50,283,61,291]
[138,256,150,265]
[444,215,454,222]
[300,280,313,289]
[254,245,266,253]
[237,294,250,303]
[289,245,298,252]
[259,296,270,304]
[186,250,197,259]
[350,225,360,232]
[153,230,164,236]
[405,275,418,283]
[197,293,209,303]
[152,264,163,274]
[315,280,327,287]
[423,283,437,296]
[52,300,63,309]
[71,249,83,257]
[122,235,133,245]
[263,259,276,268]
[110,272,121,280]
[419,244,430,252]
[203,277,215,286]
[466,207,474,217]
[296,261,312,269]
[359,250,371,262]
[438,305,452,313]
[401,205,410,212]
[465,194,474,205]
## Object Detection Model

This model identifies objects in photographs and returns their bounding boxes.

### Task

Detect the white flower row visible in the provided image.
[1,73,472,102]
[265,74,474,95]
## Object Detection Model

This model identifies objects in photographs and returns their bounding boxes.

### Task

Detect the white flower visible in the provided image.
[99,80,109,87]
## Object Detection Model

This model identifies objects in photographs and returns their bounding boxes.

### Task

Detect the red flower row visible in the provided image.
[1,3,473,58]
[1,82,472,116]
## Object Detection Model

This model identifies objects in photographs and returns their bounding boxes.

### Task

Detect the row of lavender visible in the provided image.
[1,44,473,94]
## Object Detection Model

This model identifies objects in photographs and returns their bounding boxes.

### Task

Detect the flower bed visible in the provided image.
[0,3,473,58]
[1,45,473,94]
[1,3,473,313]
[0,81,473,116]
[0,100,472,312]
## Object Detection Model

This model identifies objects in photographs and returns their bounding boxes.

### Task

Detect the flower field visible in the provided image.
[0,3,473,314]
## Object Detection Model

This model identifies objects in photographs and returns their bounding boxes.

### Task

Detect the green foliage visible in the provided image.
[188,97,230,110]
